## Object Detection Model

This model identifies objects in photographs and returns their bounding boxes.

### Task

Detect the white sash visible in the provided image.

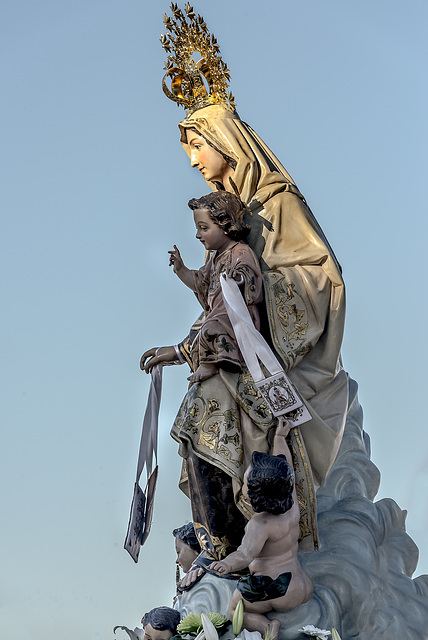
[220,275,311,425]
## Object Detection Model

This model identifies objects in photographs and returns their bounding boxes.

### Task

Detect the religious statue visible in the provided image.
[141,3,348,574]
[117,5,428,640]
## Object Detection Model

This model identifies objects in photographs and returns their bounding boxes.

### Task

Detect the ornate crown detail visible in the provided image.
[160,3,236,114]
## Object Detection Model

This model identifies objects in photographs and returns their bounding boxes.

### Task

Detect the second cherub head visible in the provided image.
[142,607,181,640]
[172,522,201,573]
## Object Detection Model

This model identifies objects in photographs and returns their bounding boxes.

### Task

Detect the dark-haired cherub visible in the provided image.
[168,191,263,384]
[141,607,181,640]
[209,420,314,638]
[172,522,206,593]
[173,522,200,574]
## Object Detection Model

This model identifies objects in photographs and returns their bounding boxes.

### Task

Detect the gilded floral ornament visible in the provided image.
[160,3,236,114]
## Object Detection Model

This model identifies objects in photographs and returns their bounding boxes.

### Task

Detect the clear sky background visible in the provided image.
[1,1,427,638]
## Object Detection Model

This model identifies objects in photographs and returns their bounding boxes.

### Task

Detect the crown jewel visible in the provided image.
[160,3,236,115]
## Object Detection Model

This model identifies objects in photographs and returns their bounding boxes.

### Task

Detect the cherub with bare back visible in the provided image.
[209,419,314,638]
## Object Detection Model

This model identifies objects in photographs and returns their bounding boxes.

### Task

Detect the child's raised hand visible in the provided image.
[168,245,185,274]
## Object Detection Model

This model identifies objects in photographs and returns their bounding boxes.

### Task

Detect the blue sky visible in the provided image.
[1,1,427,638]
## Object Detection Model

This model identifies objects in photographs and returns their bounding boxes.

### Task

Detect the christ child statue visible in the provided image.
[209,419,314,638]
[169,191,263,384]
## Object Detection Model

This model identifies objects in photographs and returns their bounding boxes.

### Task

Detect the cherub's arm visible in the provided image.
[273,418,299,507]
[209,517,269,575]
[272,418,293,466]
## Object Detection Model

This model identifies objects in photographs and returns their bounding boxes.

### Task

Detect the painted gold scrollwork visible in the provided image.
[208,398,221,414]
[288,433,312,543]
[220,432,240,447]
[198,420,220,451]
[235,368,276,429]
[289,321,309,341]
[266,272,312,367]
[287,304,305,322]
[193,522,231,560]
[210,534,231,560]
[237,493,254,519]
[223,408,238,431]
[189,403,200,419]
[295,478,311,542]
[217,444,233,462]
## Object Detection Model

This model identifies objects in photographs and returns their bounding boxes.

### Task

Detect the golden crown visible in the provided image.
[160,3,236,115]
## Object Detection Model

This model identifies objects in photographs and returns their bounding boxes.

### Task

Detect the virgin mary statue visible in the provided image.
[142,5,349,568]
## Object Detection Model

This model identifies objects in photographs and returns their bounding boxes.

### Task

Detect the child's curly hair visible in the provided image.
[188,191,251,242]
[247,451,294,515]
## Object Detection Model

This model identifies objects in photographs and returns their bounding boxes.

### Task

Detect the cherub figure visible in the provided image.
[173,522,201,575]
[172,522,203,596]
[141,607,181,640]
[168,191,263,384]
[209,420,314,638]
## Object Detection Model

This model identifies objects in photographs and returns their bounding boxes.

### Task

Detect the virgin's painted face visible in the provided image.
[186,129,234,185]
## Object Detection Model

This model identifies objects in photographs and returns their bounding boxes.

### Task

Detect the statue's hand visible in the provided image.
[276,417,292,438]
[168,245,185,274]
[224,267,244,284]
[179,566,204,589]
[208,560,229,575]
[140,346,178,373]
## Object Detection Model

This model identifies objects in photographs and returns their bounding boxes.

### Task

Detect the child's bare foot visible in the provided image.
[276,417,291,438]
[188,363,218,384]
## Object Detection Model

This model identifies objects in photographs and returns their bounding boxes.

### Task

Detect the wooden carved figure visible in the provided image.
[210,420,313,638]
[168,191,263,384]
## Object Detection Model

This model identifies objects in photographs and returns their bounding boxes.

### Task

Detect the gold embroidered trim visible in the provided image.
[193,521,231,559]
[293,427,318,550]
[263,272,312,371]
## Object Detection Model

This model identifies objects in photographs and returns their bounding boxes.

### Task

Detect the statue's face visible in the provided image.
[186,129,233,185]
[143,624,173,640]
[193,207,231,253]
[175,537,199,573]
